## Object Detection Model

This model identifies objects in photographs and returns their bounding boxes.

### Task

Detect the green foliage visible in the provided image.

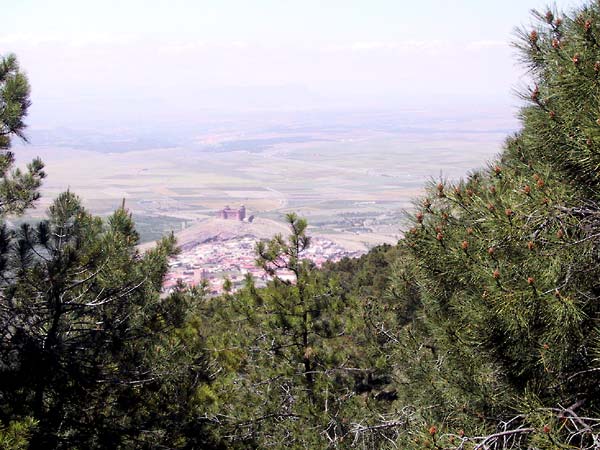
[515,3,600,190]
[320,243,402,300]
[0,53,44,216]
[0,418,37,450]
[0,52,224,449]
[187,214,383,447]
[0,194,223,449]
[0,53,30,147]
[364,3,600,447]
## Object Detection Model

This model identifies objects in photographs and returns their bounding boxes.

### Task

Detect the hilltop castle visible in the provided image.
[217,205,246,221]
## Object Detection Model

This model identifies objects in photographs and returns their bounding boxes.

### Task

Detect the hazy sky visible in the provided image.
[1,0,583,128]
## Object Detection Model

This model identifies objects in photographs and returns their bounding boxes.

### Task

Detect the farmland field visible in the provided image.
[12,108,517,250]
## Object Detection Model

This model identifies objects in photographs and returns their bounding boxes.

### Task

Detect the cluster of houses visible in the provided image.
[163,235,363,296]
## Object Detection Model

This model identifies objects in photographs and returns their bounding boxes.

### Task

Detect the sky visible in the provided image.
[0,0,584,128]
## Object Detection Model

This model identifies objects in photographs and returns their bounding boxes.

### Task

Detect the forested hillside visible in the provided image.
[2,1,600,449]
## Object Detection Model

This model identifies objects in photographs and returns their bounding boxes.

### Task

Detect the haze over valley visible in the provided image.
[14,107,517,247]
[3,0,555,293]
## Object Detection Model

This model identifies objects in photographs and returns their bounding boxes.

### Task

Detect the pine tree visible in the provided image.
[0,53,222,449]
[365,3,600,448]
[195,213,369,447]
[0,53,45,215]
[0,193,222,448]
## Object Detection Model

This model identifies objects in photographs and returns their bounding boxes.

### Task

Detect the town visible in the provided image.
[163,234,364,295]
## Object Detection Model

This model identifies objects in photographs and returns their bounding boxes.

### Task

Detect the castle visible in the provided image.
[217,205,246,221]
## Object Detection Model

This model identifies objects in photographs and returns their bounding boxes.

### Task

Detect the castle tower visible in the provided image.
[216,205,247,221]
